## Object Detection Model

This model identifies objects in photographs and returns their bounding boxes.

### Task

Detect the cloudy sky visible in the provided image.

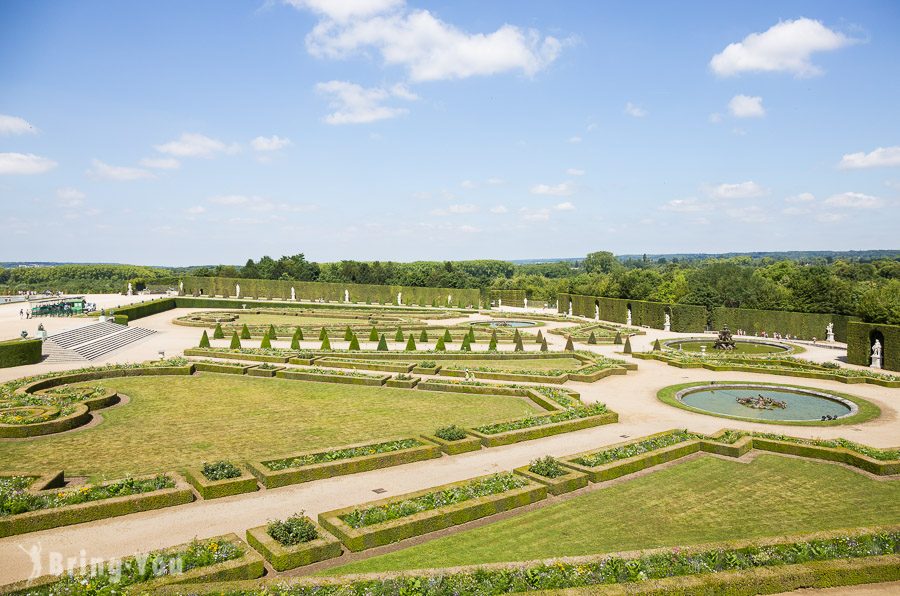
[1,0,899,265]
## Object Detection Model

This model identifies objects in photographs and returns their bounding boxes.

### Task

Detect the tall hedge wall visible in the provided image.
[711,307,857,342]
[180,276,480,308]
[847,321,900,372]
[110,297,177,322]
[0,338,42,368]
[490,289,526,308]
[557,293,707,332]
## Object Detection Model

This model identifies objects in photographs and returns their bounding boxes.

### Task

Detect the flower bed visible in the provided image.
[470,403,616,447]
[246,514,342,571]
[248,438,441,488]
[183,462,259,500]
[319,472,546,551]
[276,367,389,386]
[0,473,193,537]
[183,347,297,363]
[385,374,420,388]
[316,358,415,373]
[515,456,588,495]
[246,364,285,377]
[192,360,252,374]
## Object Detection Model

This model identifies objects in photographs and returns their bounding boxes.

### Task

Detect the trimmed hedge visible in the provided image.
[247,439,441,489]
[712,306,858,342]
[316,358,415,373]
[107,297,177,322]
[514,466,589,495]
[275,369,389,386]
[469,411,618,448]
[246,520,342,571]
[181,276,481,307]
[558,293,707,332]
[0,474,194,538]
[183,466,259,500]
[193,361,251,374]
[247,365,284,377]
[421,432,482,455]
[318,474,547,551]
[847,320,900,372]
[0,338,42,368]
[0,402,92,438]
[490,289,526,308]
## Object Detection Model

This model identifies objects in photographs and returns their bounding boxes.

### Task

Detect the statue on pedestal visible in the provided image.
[664,312,671,332]
[595,304,600,320]
[871,339,883,369]
[826,322,835,342]
[713,325,736,350]
[291,287,296,301]
[626,308,632,326]
[127,283,133,296]
[524,297,528,309]
[397,292,402,306]
[179,280,184,294]
[235,284,241,298]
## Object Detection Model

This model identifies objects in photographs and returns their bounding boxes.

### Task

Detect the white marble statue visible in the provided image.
[448,295,452,305]
[664,312,671,332]
[567,302,573,316]
[235,284,241,298]
[498,298,502,308]
[397,292,402,306]
[826,322,835,342]
[595,304,600,320]
[127,283,133,296]
[179,280,184,294]
[524,297,528,309]
[871,339,883,369]
[291,287,296,301]
[626,308,632,326]
[344,289,349,303]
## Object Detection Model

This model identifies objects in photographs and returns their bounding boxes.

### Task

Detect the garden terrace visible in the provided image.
[549,320,643,342]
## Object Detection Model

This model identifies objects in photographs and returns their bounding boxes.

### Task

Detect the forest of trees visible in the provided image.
[1,251,898,324]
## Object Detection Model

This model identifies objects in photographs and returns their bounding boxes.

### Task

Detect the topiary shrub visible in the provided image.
[514,335,524,352]
[528,456,567,478]
[540,337,548,352]
[230,331,241,349]
[344,326,354,341]
[201,461,242,481]
[488,333,498,351]
[442,329,452,342]
[536,329,544,343]
[394,327,404,342]
[260,332,272,349]
[435,425,467,441]
[653,338,662,351]
[199,330,210,348]
[213,323,225,339]
[513,329,522,345]
[587,331,597,345]
[405,334,417,351]
[460,335,472,352]
[435,336,446,351]
[614,331,623,345]
[294,327,304,341]
[267,512,318,546]
[268,324,278,340]
[349,334,360,351]
[291,329,301,350]
[419,329,428,342]
[467,327,476,343]
[319,328,328,341]
[369,326,379,342]
[241,324,251,340]
[377,334,388,351]
[321,335,332,350]
[623,335,633,354]
[564,336,575,351]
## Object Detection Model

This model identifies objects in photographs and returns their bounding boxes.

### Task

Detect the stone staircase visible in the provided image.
[43,322,157,363]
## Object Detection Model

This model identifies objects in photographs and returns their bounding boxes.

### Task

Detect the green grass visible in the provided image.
[446,357,584,372]
[667,340,787,354]
[657,381,881,427]
[0,374,539,481]
[325,454,900,575]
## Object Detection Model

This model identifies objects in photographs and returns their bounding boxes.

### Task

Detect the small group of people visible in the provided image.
[736,329,798,341]
[463,368,476,381]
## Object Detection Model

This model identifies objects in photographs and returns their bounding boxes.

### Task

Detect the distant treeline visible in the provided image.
[1,251,898,325]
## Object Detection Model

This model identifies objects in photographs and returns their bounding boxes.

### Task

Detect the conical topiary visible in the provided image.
[290,330,300,350]
[488,330,498,351]
[260,332,272,349]
[344,326,354,341]
[442,329,452,342]
[419,329,428,342]
[435,336,446,351]
[321,335,332,350]
[513,329,522,345]
[213,323,224,339]
[240,324,251,340]
[199,330,210,348]
[652,338,662,351]
[377,334,388,351]
[564,336,575,351]
[319,328,328,341]
[405,334,417,351]
[535,329,543,343]
[540,337,548,351]
[230,331,241,349]
[614,331,623,345]
[467,327,476,343]
[460,335,472,352]
[268,324,277,340]
[369,326,379,341]
[394,327,404,342]
[294,327,304,340]
[349,334,360,351]
[587,331,597,344]
[514,335,524,352]
[623,336,633,354]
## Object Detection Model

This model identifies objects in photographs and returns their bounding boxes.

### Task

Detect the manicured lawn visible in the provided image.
[231,313,383,326]
[0,374,539,481]
[446,357,585,372]
[325,454,900,575]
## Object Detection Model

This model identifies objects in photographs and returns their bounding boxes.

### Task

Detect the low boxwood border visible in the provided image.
[0,402,92,438]
[275,369,389,386]
[657,381,881,426]
[247,439,441,489]
[0,474,194,538]
[193,361,251,374]
[246,365,285,378]
[385,377,420,388]
[183,466,259,500]
[318,474,547,551]
[246,520,342,571]
[469,411,618,448]
[421,433,482,455]
[514,466,589,495]
[317,358,415,373]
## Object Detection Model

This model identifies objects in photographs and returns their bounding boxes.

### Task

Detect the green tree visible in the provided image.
[240,324,251,340]
[377,334,388,351]
[198,330,210,348]
[583,251,621,274]
[467,327,476,343]
[435,336,446,351]
[319,328,328,341]
[213,323,224,339]
[229,331,241,349]
[614,331,623,345]
[442,329,452,342]
[488,332,498,351]
[419,329,428,342]
[460,335,472,352]
[290,331,301,350]
[321,335,331,350]
[395,327,405,342]
[344,325,354,341]
[405,334,417,351]
[260,332,272,349]
[293,327,304,341]
[349,334,360,350]
[653,338,662,351]
[369,326,379,341]
[857,280,900,324]
[268,324,278,340]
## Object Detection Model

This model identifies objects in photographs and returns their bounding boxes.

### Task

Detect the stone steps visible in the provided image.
[44,321,157,362]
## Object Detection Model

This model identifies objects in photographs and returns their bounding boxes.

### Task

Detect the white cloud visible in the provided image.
[250,135,293,152]
[208,194,317,213]
[554,201,575,211]
[708,181,768,199]
[87,159,154,181]
[0,114,37,136]
[490,205,508,214]
[315,80,415,124]
[154,133,239,158]
[139,157,181,169]
[566,168,585,176]
[56,188,85,207]
[567,136,582,144]
[823,192,883,209]
[728,94,765,118]
[710,18,855,77]
[0,152,57,175]
[660,198,709,212]
[624,102,646,118]
[531,181,574,196]
[303,7,563,82]
[283,0,403,23]
[838,146,900,169]
[726,206,768,223]
[785,192,815,203]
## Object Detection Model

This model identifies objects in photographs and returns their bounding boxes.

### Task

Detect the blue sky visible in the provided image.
[1,0,898,266]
